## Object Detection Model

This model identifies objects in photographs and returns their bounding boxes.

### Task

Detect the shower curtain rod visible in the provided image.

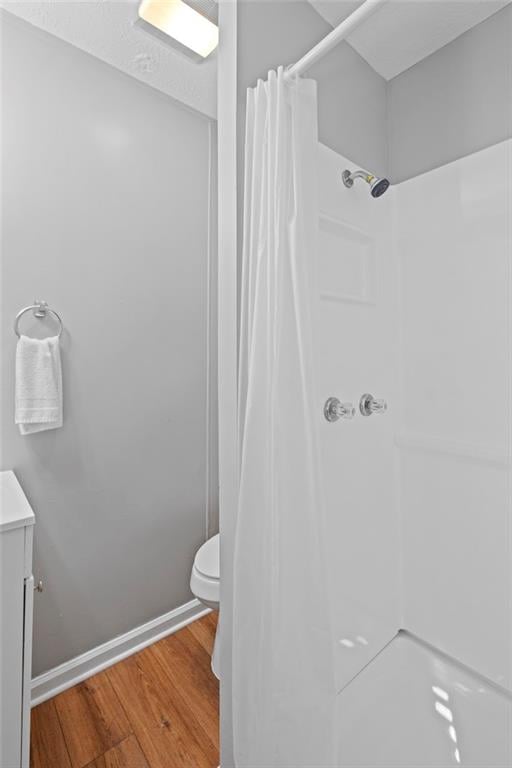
[285,0,388,80]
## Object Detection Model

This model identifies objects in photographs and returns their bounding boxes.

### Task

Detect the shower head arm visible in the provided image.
[342,169,374,188]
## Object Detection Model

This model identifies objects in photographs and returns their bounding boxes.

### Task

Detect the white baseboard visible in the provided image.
[31,598,210,707]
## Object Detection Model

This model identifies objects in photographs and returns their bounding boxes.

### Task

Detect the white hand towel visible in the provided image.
[15,335,63,435]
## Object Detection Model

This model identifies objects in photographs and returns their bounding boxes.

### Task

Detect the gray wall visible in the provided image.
[238,1,512,185]
[238,0,388,178]
[388,3,512,183]
[1,11,217,676]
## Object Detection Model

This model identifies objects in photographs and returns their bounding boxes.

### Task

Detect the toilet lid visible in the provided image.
[194,533,220,580]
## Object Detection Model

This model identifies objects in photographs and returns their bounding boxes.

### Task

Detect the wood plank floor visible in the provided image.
[31,613,219,768]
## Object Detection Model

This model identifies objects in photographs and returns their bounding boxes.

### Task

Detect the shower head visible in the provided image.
[342,169,390,198]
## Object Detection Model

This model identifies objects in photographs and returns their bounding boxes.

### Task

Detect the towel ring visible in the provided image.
[14,301,63,339]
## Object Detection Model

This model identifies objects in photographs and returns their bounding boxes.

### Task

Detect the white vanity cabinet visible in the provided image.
[0,471,35,768]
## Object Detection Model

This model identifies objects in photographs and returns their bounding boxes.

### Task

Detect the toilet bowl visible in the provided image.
[190,533,220,610]
[190,534,220,678]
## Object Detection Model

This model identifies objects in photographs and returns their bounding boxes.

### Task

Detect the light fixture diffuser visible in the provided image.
[138,0,219,58]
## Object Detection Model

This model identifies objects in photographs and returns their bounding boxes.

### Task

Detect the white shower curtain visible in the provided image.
[233,68,337,767]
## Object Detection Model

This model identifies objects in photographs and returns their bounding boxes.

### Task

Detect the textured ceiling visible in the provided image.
[3,0,510,110]
[309,0,512,80]
[1,0,217,118]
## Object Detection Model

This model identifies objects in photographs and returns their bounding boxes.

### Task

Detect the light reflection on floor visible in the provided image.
[337,633,512,767]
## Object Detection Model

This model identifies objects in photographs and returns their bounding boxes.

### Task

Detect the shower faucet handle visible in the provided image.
[324,397,355,422]
[359,393,387,417]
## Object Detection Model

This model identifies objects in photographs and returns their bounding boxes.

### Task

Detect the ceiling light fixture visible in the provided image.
[138,0,219,58]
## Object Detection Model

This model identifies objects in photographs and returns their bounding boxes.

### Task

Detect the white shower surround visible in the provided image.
[317,137,511,763]
[397,137,512,692]
[318,142,400,694]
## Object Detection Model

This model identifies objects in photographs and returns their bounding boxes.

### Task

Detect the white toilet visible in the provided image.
[190,533,220,677]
